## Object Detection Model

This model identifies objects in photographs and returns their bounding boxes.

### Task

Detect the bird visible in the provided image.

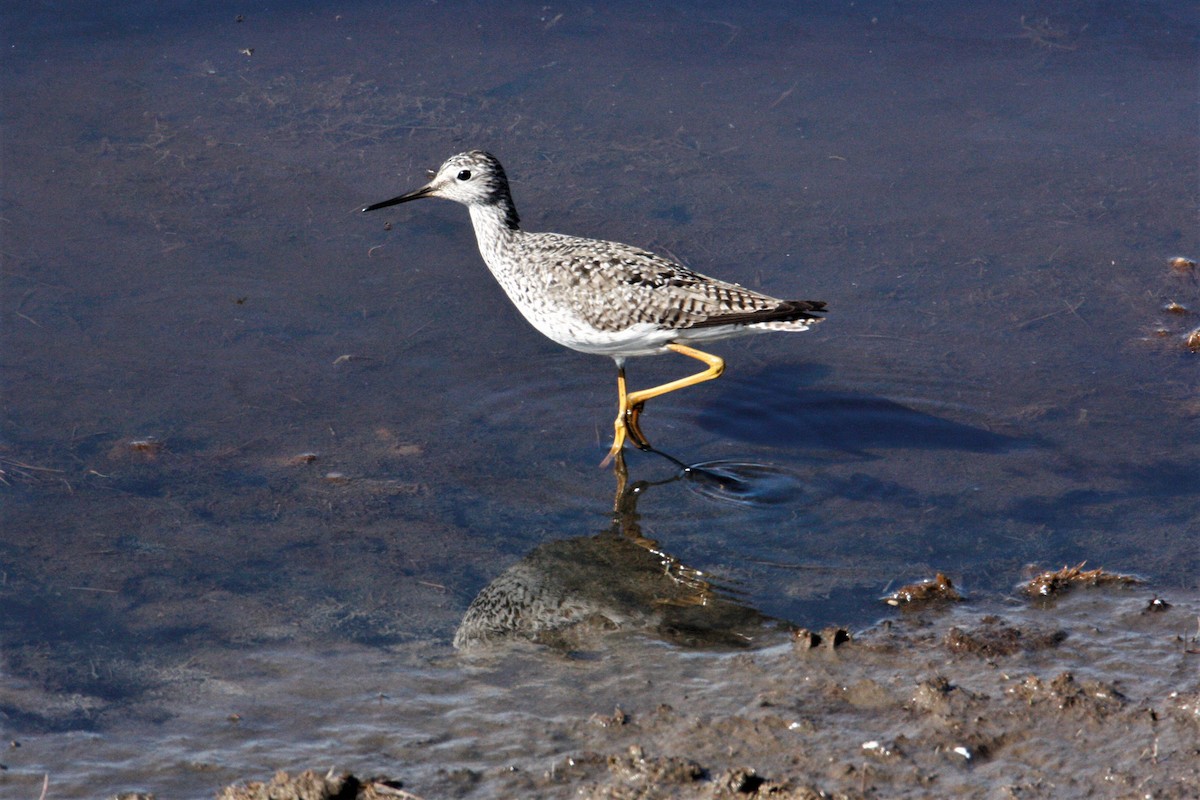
[362,150,826,465]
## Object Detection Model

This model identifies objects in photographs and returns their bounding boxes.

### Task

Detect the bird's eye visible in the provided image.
[457,170,472,181]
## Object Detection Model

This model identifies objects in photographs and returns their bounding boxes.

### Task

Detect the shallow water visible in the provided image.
[2,1,1197,797]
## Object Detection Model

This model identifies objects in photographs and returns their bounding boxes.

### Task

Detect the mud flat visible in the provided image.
[213,585,1199,800]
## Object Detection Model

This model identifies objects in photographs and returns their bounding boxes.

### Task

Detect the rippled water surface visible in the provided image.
[2,1,1197,797]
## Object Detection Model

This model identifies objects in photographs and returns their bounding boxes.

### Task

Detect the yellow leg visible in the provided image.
[600,343,725,466]
[600,366,632,467]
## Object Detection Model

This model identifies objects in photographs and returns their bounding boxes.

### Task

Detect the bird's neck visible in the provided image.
[468,201,522,270]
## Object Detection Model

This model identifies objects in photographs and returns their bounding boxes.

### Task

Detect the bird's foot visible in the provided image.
[600,418,628,469]
[600,401,654,468]
[626,403,653,451]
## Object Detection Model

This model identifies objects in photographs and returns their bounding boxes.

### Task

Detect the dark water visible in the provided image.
[2,1,1197,796]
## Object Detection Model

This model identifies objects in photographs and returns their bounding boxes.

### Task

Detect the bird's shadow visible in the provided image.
[697,362,1036,456]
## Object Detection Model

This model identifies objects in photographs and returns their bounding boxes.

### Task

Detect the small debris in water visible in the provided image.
[107,437,165,461]
[884,572,963,606]
[715,767,765,794]
[1167,256,1197,273]
[861,739,902,761]
[1008,671,1127,715]
[217,770,421,800]
[1143,595,1171,613]
[375,428,424,456]
[1185,328,1200,352]
[1023,562,1142,597]
[606,745,704,785]
[792,627,851,651]
[945,618,1066,656]
[590,706,629,728]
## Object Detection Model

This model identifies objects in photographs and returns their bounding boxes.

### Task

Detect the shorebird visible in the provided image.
[362,151,826,465]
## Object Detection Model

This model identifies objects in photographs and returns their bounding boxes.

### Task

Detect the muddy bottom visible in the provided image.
[248,594,1200,800]
[4,584,1196,799]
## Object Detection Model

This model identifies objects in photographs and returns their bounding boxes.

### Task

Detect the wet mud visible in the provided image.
[217,585,1200,799]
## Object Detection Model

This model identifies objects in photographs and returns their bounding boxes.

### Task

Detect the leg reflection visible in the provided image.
[454,453,789,650]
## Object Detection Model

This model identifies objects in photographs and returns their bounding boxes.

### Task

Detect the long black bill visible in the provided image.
[361,184,435,213]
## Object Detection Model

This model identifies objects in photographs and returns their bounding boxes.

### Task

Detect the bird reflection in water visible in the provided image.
[453,451,792,652]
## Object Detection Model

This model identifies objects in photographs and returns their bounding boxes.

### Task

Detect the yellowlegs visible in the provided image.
[363,151,826,465]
